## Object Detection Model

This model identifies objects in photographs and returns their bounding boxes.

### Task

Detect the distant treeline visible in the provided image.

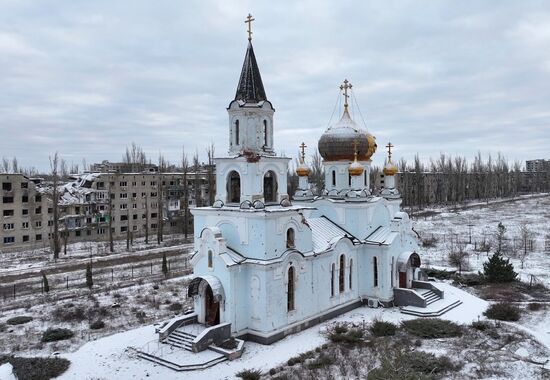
[372,153,549,208]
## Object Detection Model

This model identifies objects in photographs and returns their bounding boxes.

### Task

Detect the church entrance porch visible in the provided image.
[396,251,421,289]
[187,275,225,326]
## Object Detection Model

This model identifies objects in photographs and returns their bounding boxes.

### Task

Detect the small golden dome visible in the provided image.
[383,162,398,176]
[349,160,365,176]
[296,164,311,177]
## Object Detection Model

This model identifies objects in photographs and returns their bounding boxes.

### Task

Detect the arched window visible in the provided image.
[348,174,352,187]
[263,170,277,203]
[286,228,295,248]
[373,257,379,287]
[331,263,335,297]
[227,171,241,203]
[332,170,336,187]
[390,257,394,288]
[208,250,213,268]
[235,120,240,145]
[287,266,295,312]
[349,259,353,290]
[339,254,345,293]
[263,120,268,147]
[364,171,367,187]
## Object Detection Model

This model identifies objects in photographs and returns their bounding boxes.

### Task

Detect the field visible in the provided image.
[412,194,550,287]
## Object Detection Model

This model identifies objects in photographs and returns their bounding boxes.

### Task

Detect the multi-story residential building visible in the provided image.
[526,159,550,173]
[1,170,212,253]
[90,160,159,174]
[0,174,51,252]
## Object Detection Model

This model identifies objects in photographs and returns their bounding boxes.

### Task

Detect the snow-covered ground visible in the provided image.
[59,283,492,380]
[413,195,550,286]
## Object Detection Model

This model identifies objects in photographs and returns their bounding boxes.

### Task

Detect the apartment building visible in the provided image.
[526,159,550,173]
[1,174,51,252]
[1,171,211,253]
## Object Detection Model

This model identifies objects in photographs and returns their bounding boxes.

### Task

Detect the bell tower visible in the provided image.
[215,14,289,205]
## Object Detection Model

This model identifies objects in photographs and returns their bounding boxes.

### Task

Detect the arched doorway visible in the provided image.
[397,252,421,288]
[204,284,220,326]
[227,171,241,203]
[263,170,277,203]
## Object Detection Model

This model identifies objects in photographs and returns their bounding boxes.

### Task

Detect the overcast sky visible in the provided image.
[1,0,549,172]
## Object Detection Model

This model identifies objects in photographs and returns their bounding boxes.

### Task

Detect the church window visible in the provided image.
[373,257,379,287]
[331,263,335,297]
[208,250,213,268]
[286,227,295,248]
[287,266,295,312]
[332,170,336,187]
[339,254,345,293]
[349,259,353,290]
[227,171,241,203]
[235,120,240,145]
[390,257,394,287]
[348,174,351,187]
[364,171,367,187]
[263,120,268,147]
[263,171,277,203]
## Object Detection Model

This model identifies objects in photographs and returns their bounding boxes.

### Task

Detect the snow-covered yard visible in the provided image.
[413,195,550,287]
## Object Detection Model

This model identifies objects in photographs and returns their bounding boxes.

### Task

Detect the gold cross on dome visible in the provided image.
[340,79,352,110]
[245,13,255,41]
[299,142,307,160]
[386,142,394,160]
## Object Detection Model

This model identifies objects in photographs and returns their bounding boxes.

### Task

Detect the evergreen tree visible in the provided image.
[162,253,168,278]
[482,252,517,283]
[86,263,94,289]
[42,271,50,293]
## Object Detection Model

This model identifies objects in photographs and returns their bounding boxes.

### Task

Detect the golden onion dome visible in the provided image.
[348,160,365,176]
[318,109,377,161]
[383,161,398,176]
[296,163,311,177]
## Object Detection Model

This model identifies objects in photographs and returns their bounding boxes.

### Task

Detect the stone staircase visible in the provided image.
[164,328,196,351]
[417,288,441,306]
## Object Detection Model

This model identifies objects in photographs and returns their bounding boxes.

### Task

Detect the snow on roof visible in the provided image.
[365,226,398,245]
[308,216,355,253]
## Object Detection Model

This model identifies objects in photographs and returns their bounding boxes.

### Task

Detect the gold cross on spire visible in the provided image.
[386,142,394,161]
[340,79,352,111]
[299,142,307,162]
[245,13,255,41]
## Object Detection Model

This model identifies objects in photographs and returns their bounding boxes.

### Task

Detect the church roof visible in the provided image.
[308,216,357,253]
[235,42,267,102]
[365,226,398,245]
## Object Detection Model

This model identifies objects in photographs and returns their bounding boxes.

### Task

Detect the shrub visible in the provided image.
[307,353,335,369]
[422,268,455,280]
[527,302,545,311]
[402,318,463,339]
[6,316,33,325]
[454,273,485,286]
[90,320,105,330]
[219,337,238,349]
[370,320,398,337]
[368,349,460,380]
[422,236,438,247]
[484,302,521,321]
[0,356,70,380]
[483,252,517,283]
[168,302,183,312]
[236,368,262,380]
[329,327,364,344]
[41,328,74,342]
[471,320,492,331]
[287,351,315,366]
[52,306,86,322]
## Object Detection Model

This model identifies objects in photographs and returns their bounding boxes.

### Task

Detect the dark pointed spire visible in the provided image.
[235,41,267,102]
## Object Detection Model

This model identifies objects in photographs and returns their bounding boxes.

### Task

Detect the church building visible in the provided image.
[186,18,429,345]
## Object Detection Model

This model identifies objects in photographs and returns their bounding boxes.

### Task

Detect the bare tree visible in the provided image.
[193,153,202,208]
[108,180,114,253]
[181,147,190,240]
[11,157,18,173]
[1,157,9,173]
[448,240,469,274]
[309,150,324,195]
[517,222,532,269]
[206,143,216,206]
[122,142,148,172]
[49,153,61,260]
